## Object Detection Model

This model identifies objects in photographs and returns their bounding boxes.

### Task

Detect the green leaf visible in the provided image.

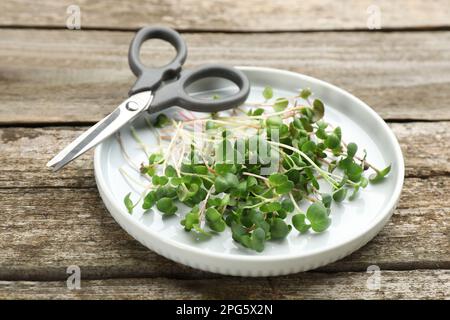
[250,228,266,252]
[177,183,199,202]
[301,140,316,153]
[292,214,311,233]
[306,203,331,232]
[273,98,289,112]
[156,197,177,216]
[370,164,391,183]
[300,117,313,132]
[316,128,328,140]
[165,165,177,177]
[205,207,226,232]
[275,181,294,194]
[262,86,273,100]
[171,177,183,186]
[152,175,169,186]
[180,206,200,231]
[312,99,325,121]
[224,173,239,190]
[325,133,340,149]
[334,126,342,140]
[193,165,208,175]
[360,176,369,188]
[260,202,282,213]
[149,153,164,164]
[205,120,218,131]
[332,187,347,202]
[214,163,234,176]
[347,143,358,158]
[347,163,363,182]
[142,191,157,210]
[254,108,265,116]
[246,176,257,189]
[266,116,283,128]
[270,218,291,239]
[123,192,134,214]
[231,222,248,243]
[322,193,332,209]
[214,176,228,193]
[281,199,295,212]
[268,173,288,186]
[154,113,170,128]
[299,88,311,99]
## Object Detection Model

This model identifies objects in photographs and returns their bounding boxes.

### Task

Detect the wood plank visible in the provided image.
[0,174,448,281]
[1,122,448,190]
[0,270,448,299]
[1,0,449,31]
[1,29,450,123]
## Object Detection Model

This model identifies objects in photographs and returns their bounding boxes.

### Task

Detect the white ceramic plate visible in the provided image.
[94,67,404,276]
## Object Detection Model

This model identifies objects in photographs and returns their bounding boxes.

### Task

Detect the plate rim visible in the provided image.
[94,66,405,264]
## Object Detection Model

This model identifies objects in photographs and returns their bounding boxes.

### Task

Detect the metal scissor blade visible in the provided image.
[47,91,153,171]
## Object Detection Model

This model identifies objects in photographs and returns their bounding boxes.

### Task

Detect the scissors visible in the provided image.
[47,26,250,171]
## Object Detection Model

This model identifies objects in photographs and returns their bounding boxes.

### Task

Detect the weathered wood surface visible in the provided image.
[1,122,448,189]
[0,165,448,280]
[0,270,448,299]
[1,4,449,299]
[1,0,449,31]
[1,29,450,123]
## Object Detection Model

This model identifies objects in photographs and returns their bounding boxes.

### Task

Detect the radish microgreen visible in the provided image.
[120,86,391,252]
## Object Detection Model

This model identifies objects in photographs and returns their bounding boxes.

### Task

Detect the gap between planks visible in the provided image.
[0,270,448,299]
[2,25,450,34]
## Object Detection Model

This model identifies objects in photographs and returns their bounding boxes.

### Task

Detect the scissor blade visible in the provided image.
[47,91,153,171]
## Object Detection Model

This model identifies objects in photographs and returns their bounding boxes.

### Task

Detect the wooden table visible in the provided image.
[0,0,448,299]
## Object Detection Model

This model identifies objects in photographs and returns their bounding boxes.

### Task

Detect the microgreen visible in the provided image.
[306,202,331,232]
[369,165,392,183]
[154,113,170,128]
[292,214,311,233]
[273,98,289,112]
[262,86,273,100]
[124,192,134,214]
[121,85,391,252]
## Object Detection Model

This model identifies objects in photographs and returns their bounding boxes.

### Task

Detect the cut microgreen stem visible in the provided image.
[119,167,153,189]
[221,105,305,121]
[162,121,184,171]
[289,192,305,214]
[268,141,340,189]
[199,185,215,223]
[242,172,269,181]
[180,171,215,184]
[243,171,271,187]
[323,120,380,173]
[325,150,380,173]
[116,132,140,171]
[130,125,150,157]
[144,116,163,153]
[242,198,274,209]
[183,118,261,129]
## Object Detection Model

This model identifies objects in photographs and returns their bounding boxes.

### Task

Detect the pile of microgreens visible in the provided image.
[121,86,391,252]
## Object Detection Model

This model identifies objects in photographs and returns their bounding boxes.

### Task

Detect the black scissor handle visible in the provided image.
[149,64,250,113]
[128,26,187,96]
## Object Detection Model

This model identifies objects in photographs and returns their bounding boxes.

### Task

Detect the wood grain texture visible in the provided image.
[1,0,449,31]
[0,175,448,281]
[0,270,448,299]
[0,123,448,280]
[1,122,448,190]
[1,29,450,123]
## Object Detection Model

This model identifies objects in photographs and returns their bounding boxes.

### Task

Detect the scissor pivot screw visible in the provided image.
[126,101,139,111]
